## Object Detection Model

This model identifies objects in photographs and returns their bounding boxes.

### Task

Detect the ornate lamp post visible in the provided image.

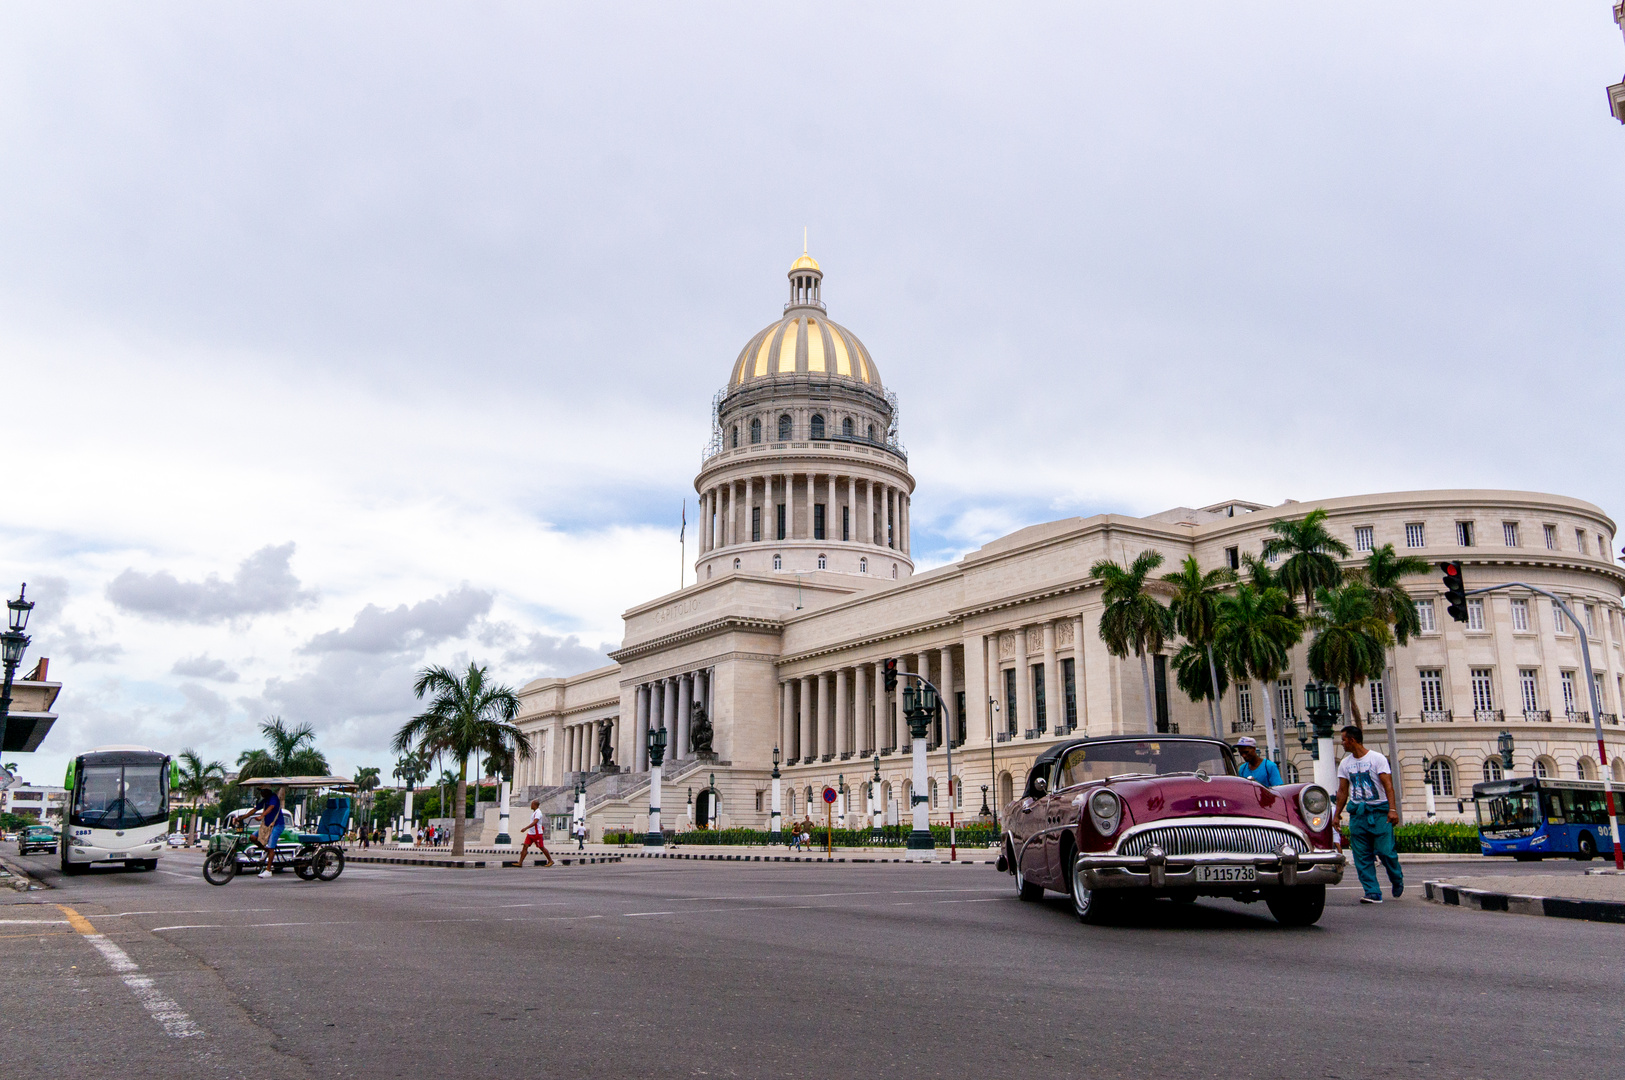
[870,754,883,840]
[980,784,991,821]
[901,683,937,860]
[1302,680,1341,793]
[572,774,587,839]
[837,773,845,828]
[769,745,783,843]
[1498,730,1515,773]
[0,584,34,760]
[644,726,667,847]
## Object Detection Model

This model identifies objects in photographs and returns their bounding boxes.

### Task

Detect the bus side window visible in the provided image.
[1545,791,1566,824]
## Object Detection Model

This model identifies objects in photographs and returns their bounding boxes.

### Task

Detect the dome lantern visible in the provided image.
[787,247,824,313]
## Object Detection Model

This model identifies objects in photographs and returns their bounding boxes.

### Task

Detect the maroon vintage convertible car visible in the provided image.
[999,735,1342,925]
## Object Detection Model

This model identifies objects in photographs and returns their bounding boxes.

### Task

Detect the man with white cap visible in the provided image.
[1234,737,1282,787]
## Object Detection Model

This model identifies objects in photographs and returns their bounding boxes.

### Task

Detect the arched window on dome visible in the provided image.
[810,414,825,440]
[750,418,762,444]
[731,425,739,448]
[842,417,853,437]
[778,414,792,441]
[817,554,827,570]
[867,423,875,441]
[891,564,898,579]
[733,558,740,570]
[859,558,867,574]
[707,564,712,580]
[773,554,782,571]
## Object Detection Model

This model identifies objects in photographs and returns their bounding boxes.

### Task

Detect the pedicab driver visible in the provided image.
[514,799,554,868]
[249,786,288,879]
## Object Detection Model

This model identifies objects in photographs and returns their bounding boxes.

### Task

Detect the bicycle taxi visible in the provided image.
[203,776,355,885]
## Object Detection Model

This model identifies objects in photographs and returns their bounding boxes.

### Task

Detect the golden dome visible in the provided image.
[791,252,820,271]
[728,313,881,390]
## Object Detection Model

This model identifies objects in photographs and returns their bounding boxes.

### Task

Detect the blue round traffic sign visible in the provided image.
[822,786,838,804]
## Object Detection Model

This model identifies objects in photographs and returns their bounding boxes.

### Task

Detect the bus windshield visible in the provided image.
[72,764,168,830]
[1476,792,1539,835]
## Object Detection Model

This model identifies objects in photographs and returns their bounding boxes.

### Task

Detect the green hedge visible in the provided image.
[1340,821,1479,854]
[628,823,1001,848]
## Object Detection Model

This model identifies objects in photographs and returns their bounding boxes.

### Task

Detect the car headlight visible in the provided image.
[1299,785,1332,832]
[1088,789,1122,836]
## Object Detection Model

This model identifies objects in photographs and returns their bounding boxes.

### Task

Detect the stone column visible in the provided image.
[780,680,792,760]
[847,476,857,543]
[677,673,693,761]
[635,684,650,771]
[940,644,956,745]
[746,477,756,542]
[985,634,1001,738]
[663,677,677,755]
[854,663,869,754]
[787,473,796,540]
[1043,621,1059,735]
[865,480,875,545]
[875,660,891,750]
[1073,613,1088,732]
[901,493,909,555]
[1015,627,1030,735]
[835,667,849,758]
[817,671,832,760]
[895,654,911,749]
[800,675,814,762]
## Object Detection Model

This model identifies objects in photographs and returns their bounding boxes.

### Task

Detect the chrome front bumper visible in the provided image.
[1078,848,1344,890]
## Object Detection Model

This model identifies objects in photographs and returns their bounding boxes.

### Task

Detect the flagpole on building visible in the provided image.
[679,500,686,592]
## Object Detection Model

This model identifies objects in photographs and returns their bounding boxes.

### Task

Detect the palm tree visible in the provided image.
[1215,583,1304,763]
[393,663,531,856]
[235,716,330,821]
[1307,584,1393,725]
[1346,542,1430,811]
[353,766,381,835]
[1162,556,1237,737]
[1260,508,1351,614]
[392,751,429,833]
[1091,550,1174,734]
[174,749,227,842]
[1171,642,1229,729]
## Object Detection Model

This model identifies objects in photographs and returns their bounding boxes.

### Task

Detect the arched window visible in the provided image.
[750,418,762,444]
[1534,756,1553,779]
[929,777,938,808]
[773,554,782,570]
[1283,760,1301,783]
[1425,757,1455,797]
[778,414,792,441]
[1482,757,1504,783]
[892,564,898,579]
[867,423,875,440]
[810,414,825,440]
[707,564,712,579]
[859,557,868,574]
[787,790,795,816]
[1578,757,1597,780]
[997,771,1013,808]
[733,558,740,570]
[901,780,912,809]
[952,776,963,807]
[731,425,739,448]
[1614,758,1625,782]
[842,417,853,437]
[805,786,814,811]
[817,553,827,570]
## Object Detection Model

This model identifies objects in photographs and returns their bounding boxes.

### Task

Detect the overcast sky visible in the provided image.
[4,4,1622,786]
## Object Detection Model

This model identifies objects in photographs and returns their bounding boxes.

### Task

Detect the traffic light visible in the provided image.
[1440,561,1468,623]
[883,658,898,692]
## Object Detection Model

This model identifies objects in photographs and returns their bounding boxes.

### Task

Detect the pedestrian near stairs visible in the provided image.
[1333,725,1403,904]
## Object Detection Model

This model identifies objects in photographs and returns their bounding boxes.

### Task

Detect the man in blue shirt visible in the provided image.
[250,787,285,879]
[1234,737,1283,787]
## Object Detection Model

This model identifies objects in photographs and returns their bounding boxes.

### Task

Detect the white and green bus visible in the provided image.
[61,745,176,874]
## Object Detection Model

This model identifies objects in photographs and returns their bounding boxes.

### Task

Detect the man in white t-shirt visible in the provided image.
[1334,725,1403,904]
[513,799,553,868]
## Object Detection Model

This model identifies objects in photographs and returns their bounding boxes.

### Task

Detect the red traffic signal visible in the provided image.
[1439,561,1468,623]
[883,658,898,692]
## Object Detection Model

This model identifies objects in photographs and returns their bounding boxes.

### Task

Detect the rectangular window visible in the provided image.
[1419,669,1445,713]
[1354,526,1373,552]
[1369,679,1386,718]
[1544,523,1557,550]
[1224,546,1240,571]
[1062,658,1077,730]
[1584,603,1597,637]
[842,506,850,542]
[1470,669,1494,711]
[1576,529,1587,555]
[751,507,761,543]
[1456,521,1475,547]
[1553,601,1568,634]
[1519,669,1539,713]
[1004,667,1017,734]
[1276,677,1295,720]
[776,503,786,541]
[1236,683,1253,725]
[1600,533,1609,560]
[1032,663,1047,732]
[1510,598,1529,632]
[1503,521,1519,547]
[1561,671,1577,715]
[1415,599,1436,633]
[1466,598,1485,631]
[1594,673,1607,713]
[1405,522,1426,548]
[813,504,826,541]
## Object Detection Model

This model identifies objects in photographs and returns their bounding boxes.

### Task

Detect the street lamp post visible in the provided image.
[573,775,586,838]
[988,697,1001,834]
[494,758,513,846]
[901,682,936,860]
[0,585,35,761]
[870,755,882,840]
[837,773,845,829]
[769,745,782,843]
[1302,681,1341,793]
[645,727,667,847]
[1498,731,1515,772]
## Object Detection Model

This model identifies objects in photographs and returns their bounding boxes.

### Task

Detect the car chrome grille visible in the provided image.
[1118,824,1306,857]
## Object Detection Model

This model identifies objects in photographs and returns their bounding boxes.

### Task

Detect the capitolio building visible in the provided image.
[509,252,1625,836]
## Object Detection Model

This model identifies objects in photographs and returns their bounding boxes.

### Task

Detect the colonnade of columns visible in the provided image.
[979,614,1090,741]
[779,645,959,765]
[560,716,616,778]
[630,669,716,772]
[698,472,909,556]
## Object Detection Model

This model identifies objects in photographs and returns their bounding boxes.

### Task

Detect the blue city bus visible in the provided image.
[1473,777,1620,861]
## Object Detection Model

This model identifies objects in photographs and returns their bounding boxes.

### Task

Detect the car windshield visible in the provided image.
[72,764,168,830]
[1056,740,1236,787]
[1476,793,1539,831]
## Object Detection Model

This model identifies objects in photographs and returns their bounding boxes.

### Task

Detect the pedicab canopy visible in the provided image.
[242,776,357,789]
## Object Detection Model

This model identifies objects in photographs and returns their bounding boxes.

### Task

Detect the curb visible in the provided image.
[344,854,625,869]
[619,852,998,865]
[1422,880,1625,924]
[0,853,48,891]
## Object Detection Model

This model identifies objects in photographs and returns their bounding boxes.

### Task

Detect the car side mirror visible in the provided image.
[1031,776,1048,797]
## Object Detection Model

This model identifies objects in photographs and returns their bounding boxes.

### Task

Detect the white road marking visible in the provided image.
[106,908,274,918]
[0,918,70,924]
[58,905,202,1039]
[157,870,196,879]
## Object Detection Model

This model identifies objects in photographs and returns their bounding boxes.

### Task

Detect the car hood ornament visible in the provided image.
[1195,769,1211,783]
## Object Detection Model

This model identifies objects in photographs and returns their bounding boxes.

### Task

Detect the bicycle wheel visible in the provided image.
[203,852,237,886]
[316,846,345,881]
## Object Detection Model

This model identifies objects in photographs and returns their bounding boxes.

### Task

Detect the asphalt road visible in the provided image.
[3,847,1619,1080]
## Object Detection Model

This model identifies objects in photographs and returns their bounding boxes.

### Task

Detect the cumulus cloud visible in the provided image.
[494,629,612,675]
[301,585,492,655]
[42,623,125,664]
[171,654,240,682]
[172,681,231,721]
[106,543,316,624]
